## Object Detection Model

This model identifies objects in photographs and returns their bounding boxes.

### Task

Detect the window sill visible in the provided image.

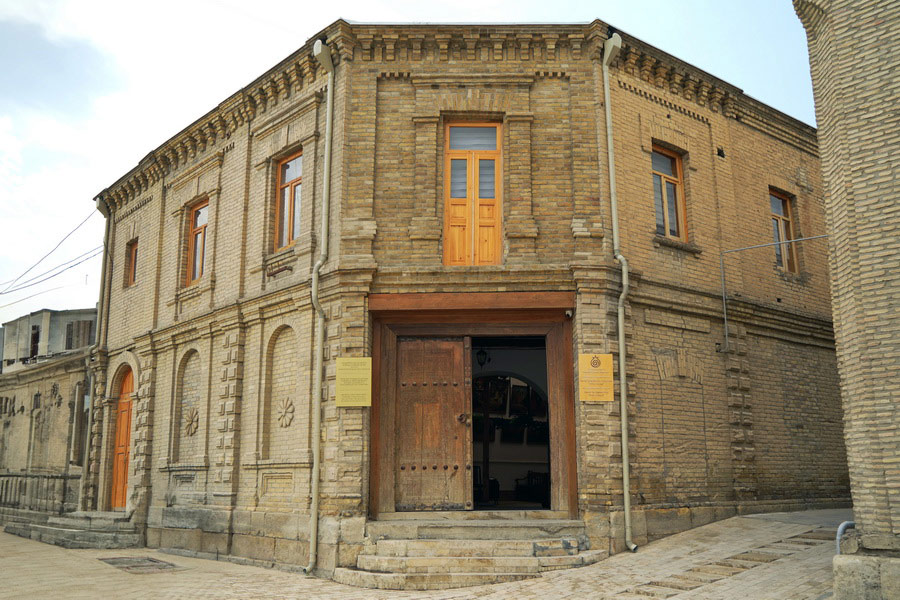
[265,245,298,278]
[159,462,209,472]
[175,282,206,302]
[242,455,313,470]
[775,267,810,285]
[652,235,703,256]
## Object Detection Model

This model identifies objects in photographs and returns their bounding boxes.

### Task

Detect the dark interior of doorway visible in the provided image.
[472,336,550,510]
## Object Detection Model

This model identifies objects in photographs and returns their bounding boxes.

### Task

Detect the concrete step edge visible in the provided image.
[333,567,537,590]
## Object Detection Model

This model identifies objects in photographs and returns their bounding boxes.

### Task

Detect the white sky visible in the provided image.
[0,0,814,326]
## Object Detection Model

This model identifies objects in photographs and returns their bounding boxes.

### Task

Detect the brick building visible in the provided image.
[794,1,900,598]
[58,20,848,588]
[0,309,95,528]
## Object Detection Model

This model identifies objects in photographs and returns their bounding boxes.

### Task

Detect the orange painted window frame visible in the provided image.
[186,200,208,286]
[651,144,687,241]
[442,122,502,266]
[770,189,798,272]
[274,150,303,251]
[125,239,138,287]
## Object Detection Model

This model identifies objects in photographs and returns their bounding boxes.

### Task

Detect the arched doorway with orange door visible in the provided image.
[110,367,133,510]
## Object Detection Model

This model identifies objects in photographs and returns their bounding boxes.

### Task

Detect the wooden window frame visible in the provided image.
[274,150,303,251]
[651,144,687,241]
[186,200,208,286]
[770,189,798,273]
[443,122,502,266]
[125,239,138,287]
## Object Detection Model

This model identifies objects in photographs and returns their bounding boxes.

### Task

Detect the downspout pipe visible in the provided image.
[79,195,112,510]
[836,521,855,555]
[601,33,637,553]
[304,38,335,576]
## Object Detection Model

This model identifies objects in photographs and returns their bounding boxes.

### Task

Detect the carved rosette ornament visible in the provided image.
[184,407,199,436]
[277,398,295,428]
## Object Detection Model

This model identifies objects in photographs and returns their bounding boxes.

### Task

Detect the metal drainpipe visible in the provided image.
[836,521,855,555]
[601,33,638,553]
[304,38,335,576]
[78,195,111,510]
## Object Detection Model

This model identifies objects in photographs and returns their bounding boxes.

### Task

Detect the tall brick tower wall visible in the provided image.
[794,1,900,597]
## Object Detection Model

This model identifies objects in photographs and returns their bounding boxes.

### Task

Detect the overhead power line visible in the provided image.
[0,249,103,296]
[0,245,103,288]
[0,286,67,310]
[1,210,97,294]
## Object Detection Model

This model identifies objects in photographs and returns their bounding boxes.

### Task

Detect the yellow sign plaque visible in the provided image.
[579,353,614,403]
[335,357,372,407]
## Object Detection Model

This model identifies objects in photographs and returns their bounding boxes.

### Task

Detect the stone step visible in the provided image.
[356,550,604,575]
[374,537,583,557]
[375,510,570,521]
[358,554,543,574]
[46,515,136,532]
[538,549,607,570]
[5,523,142,549]
[367,519,585,541]
[333,567,538,590]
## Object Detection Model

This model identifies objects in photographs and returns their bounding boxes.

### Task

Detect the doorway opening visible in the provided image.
[472,336,550,510]
[369,294,577,518]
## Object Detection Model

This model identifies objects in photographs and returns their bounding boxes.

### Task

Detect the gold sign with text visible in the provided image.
[335,357,372,407]
[579,353,614,402]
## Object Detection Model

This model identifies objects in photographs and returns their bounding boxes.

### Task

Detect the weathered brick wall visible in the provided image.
[795,1,900,591]
[0,353,88,519]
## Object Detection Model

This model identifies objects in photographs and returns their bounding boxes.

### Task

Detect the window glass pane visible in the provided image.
[450,159,467,198]
[772,219,783,267]
[449,127,497,150]
[279,187,290,246]
[129,245,137,282]
[194,204,208,228]
[478,160,495,198]
[769,196,787,217]
[282,156,302,183]
[653,174,665,235]
[666,181,679,237]
[651,151,675,177]
[292,183,301,240]
[193,231,204,279]
[770,195,785,216]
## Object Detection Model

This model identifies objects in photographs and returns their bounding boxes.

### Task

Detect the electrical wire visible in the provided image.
[0,210,96,294]
[0,245,102,289]
[0,286,67,310]
[0,250,103,295]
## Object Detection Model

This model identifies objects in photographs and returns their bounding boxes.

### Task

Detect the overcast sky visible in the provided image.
[0,0,814,326]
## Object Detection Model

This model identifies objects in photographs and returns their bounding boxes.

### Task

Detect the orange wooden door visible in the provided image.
[395,337,473,510]
[110,369,133,510]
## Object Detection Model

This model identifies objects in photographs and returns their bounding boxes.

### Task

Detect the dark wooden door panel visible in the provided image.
[395,337,472,510]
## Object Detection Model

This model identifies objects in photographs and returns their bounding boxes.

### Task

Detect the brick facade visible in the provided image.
[83,20,848,578]
[0,351,89,522]
[794,1,900,597]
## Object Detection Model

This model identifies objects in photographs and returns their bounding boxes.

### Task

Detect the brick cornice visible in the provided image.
[95,20,355,213]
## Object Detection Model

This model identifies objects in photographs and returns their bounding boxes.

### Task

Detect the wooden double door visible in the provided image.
[371,306,576,517]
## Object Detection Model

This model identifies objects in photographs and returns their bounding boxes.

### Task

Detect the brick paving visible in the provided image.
[0,509,848,600]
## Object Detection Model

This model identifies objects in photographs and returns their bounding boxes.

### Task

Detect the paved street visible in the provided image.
[0,509,849,599]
